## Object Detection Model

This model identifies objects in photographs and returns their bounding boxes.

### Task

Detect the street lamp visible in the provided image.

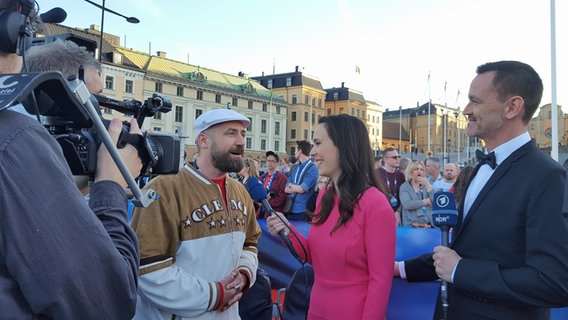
[84,0,140,62]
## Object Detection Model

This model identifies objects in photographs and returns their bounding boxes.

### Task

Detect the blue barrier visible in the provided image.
[257,219,568,320]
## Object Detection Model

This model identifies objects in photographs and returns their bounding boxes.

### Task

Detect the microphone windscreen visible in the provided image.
[245,176,266,202]
[40,7,67,24]
[431,191,458,227]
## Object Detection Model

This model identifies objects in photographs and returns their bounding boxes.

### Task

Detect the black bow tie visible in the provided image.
[476,150,497,169]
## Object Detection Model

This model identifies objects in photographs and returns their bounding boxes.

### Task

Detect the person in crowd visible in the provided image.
[267,114,396,319]
[399,161,435,227]
[376,147,406,226]
[257,151,288,218]
[252,158,264,176]
[286,154,297,177]
[0,1,142,318]
[237,158,258,185]
[131,109,261,320]
[399,156,412,173]
[373,155,384,170]
[284,140,319,220]
[395,61,568,319]
[424,156,442,185]
[563,158,568,170]
[432,162,459,192]
[280,157,291,176]
[305,175,330,220]
[449,165,475,206]
[26,38,105,194]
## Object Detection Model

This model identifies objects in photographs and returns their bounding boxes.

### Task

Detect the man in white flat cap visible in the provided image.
[131,109,261,320]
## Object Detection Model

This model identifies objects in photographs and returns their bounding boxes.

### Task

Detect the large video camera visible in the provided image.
[59,90,181,177]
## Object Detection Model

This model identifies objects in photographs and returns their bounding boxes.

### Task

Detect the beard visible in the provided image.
[210,140,245,173]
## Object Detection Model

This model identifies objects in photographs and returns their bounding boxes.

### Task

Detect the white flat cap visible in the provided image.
[194,109,250,141]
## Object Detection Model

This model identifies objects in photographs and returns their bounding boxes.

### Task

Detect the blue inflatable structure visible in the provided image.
[257,219,568,320]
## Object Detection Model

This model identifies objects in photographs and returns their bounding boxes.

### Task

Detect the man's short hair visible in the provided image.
[425,157,441,169]
[382,147,396,157]
[476,60,543,124]
[296,140,312,156]
[26,39,101,79]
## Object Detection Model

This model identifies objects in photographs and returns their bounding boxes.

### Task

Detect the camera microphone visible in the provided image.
[431,191,458,320]
[246,176,301,262]
[40,7,67,24]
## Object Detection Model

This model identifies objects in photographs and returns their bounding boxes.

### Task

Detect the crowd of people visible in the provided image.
[1,2,568,319]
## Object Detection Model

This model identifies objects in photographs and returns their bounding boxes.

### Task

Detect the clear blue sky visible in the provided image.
[47,0,567,113]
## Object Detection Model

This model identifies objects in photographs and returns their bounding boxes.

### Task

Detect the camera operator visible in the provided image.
[0,1,142,318]
[26,38,104,194]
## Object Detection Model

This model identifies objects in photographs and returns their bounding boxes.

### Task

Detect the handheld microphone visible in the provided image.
[246,177,301,261]
[39,7,68,24]
[431,191,458,320]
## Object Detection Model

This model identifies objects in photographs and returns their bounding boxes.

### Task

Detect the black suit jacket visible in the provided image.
[405,141,568,320]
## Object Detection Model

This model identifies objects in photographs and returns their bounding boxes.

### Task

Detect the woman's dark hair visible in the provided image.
[453,165,475,204]
[312,114,388,233]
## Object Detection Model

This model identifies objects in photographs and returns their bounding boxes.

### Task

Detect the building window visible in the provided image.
[305,95,309,104]
[318,98,322,107]
[333,92,338,101]
[195,109,203,119]
[304,112,308,122]
[247,117,253,131]
[175,106,183,122]
[261,139,266,151]
[275,121,280,135]
[232,97,238,107]
[154,111,162,120]
[304,130,308,139]
[155,82,163,93]
[261,119,267,133]
[267,79,273,89]
[292,94,297,104]
[177,86,184,97]
[246,137,252,149]
[291,129,296,139]
[105,76,114,90]
[311,97,315,107]
[197,90,203,100]
[312,113,315,124]
[248,100,253,109]
[362,111,365,119]
[286,77,291,86]
[125,79,133,93]
[215,93,221,103]
[262,102,267,112]
[153,127,162,131]
[276,106,281,114]
[291,111,297,121]
[274,140,280,152]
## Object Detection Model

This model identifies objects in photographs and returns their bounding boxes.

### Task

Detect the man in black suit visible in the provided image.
[394,61,568,319]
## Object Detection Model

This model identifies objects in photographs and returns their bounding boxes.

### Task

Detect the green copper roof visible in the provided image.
[115,47,282,101]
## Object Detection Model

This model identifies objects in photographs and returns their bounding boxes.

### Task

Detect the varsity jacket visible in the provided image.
[131,165,261,320]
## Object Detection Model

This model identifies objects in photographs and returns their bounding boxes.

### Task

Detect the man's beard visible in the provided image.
[210,141,245,173]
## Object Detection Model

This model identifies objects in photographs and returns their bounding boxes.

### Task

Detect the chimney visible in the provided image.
[156,51,167,58]
[295,65,299,72]
[341,82,345,88]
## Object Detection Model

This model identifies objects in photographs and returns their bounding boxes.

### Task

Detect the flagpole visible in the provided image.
[399,106,402,154]
[427,72,431,155]
[550,0,559,161]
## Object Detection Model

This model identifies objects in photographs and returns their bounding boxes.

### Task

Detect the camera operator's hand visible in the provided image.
[95,118,143,186]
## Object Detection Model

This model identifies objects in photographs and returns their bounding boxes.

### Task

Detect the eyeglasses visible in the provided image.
[266,159,278,163]
[386,156,402,159]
